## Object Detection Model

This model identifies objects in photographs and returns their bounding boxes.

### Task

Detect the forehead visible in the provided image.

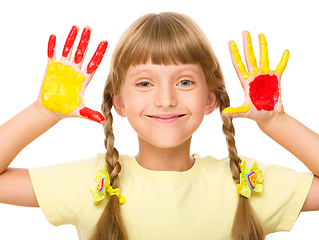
[126,61,204,78]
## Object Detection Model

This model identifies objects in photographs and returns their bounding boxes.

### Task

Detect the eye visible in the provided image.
[136,81,152,87]
[178,80,193,86]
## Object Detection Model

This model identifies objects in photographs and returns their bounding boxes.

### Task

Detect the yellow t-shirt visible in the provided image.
[28,153,313,240]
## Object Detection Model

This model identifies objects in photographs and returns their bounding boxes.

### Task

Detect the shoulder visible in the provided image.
[201,154,313,233]
[27,153,130,228]
[198,154,313,203]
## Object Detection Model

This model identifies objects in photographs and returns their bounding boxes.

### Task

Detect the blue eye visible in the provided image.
[178,80,193,86]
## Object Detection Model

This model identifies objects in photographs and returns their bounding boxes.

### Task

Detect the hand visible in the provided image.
[36,26,106,124]
[222,31,289,124]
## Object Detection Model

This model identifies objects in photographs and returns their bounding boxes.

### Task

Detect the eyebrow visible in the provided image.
[130,69,151,77]
[130,65,201,77]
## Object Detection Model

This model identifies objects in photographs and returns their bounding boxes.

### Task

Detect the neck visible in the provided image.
[135,136,194,172]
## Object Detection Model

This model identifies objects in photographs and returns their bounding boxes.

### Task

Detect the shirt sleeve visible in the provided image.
[28,153,105,227]
[241,156,314,234]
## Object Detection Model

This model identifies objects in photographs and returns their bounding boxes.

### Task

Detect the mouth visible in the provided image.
[146,114,186,123]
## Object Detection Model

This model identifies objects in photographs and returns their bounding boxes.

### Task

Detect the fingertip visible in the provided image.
[79,107,105,124]
[47,34,56,59]
[62,26,79,58]
[81,27,91,38]
[259,33,267,42]
[275,50,290,75]
[221,111,236,119]
[83,26,92,31]
[284,50,290,56]
[223,104,251,115]
[283,50,290,61]
[242,30,250,38]
[101,40,108,49]
[72,25,80,31]
[230,41,238,52]
[222,107,235,115]
[86,40,108,74]
[245,31,252,43]
[70,25,80,36]
[74,27,92,64]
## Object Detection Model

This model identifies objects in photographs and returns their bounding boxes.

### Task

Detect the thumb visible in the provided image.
[222,104,252,118]
[79,107,105,124]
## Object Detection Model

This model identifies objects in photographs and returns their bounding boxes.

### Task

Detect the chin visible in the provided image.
[139,134,192,149]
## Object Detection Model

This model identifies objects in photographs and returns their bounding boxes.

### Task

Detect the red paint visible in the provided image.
[74,28,91,64]
[249,74,279,111]
[62,26,78,57]
[79,107,105,124]
[47,35,56,59]
[86,41,108,74]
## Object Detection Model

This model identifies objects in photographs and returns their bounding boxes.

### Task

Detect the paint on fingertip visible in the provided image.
[48,35,56,59]
[74,28,91,64]
[79,107,105,123]
[246,32,258,78]
[86,41,108,74]
[231,42,250,80]
[62,26,78,57]
[249,74,279,111]
[275,50,289,75]
[259,34,270,75]
[223,104,252,114]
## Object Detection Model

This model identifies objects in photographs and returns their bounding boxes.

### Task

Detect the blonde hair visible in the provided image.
[90,12,264,240]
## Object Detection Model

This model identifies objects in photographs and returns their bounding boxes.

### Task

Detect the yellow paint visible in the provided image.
[246,32,258,78]
[41,62,85,114]
[259,34,269,74]
[231,42,250,80]
[223,104,252,114]
[275,50,289,75]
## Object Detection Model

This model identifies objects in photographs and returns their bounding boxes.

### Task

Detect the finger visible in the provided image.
[243,31,258,78]
[47,34,56,61]
[259,34,270,74]
[79,107,105,124]
[86,40,108,75]
[74,27,91,66]
[223,104,252,115]
[229,41,250,80]
[275,50,289,75]
[62,25,79,60]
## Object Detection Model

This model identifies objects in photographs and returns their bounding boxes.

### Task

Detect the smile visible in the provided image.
[147,114,186,123]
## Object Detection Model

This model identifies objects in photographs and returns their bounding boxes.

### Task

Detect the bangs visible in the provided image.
[109,12,223,93]
[115,12,213,70]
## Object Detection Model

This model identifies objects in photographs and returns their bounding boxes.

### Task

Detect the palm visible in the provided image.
[223,31,289,124]
[36,26,107,124]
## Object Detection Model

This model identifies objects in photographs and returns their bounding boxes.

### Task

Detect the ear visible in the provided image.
[112,93,126,117]
[205,88,218,115]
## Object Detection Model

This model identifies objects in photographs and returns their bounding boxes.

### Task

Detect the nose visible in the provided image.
[154,84,177,108]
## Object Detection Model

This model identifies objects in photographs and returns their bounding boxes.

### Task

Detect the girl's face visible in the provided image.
[113,60,218,149]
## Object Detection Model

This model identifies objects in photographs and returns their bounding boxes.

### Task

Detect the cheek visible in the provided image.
[122,94,149,127]
[182,93,207,130]
[124,94,146,115]
[185,91,207,114]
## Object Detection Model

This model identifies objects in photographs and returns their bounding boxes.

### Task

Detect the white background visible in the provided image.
[0,0,318,239]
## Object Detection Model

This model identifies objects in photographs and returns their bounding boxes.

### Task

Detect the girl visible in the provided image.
[0,12,318,240]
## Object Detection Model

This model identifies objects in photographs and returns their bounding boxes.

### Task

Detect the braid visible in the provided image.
[219,91,241,183]
[89,90,128,240]
[102,93,121,188]
[218,90,264,240]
